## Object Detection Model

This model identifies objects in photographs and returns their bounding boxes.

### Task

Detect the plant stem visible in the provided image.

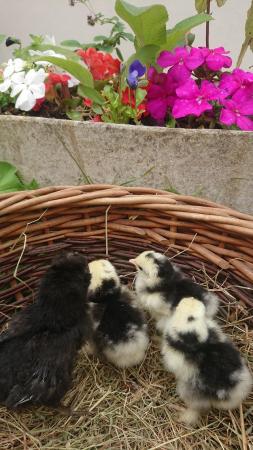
[206,0,211,48]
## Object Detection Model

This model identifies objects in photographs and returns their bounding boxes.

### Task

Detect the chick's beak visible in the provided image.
[129,258,137,267]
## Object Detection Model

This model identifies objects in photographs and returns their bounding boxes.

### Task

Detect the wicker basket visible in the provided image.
[0,184,252,326]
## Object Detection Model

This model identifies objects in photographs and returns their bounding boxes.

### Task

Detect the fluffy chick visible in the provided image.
[0,252,91,410]
[87,259,149,368]
[161,297,252,425]
[130,251,219,332]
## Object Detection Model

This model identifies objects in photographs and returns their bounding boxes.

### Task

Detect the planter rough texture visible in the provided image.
[0,115,252,213]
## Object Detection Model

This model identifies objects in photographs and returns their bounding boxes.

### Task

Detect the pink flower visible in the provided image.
[158,47,204,71]
[220,99,253,131]
[157,47,204,83]
[172,79,219,118]
[201,47,232,71]
[147,71,177,121]
[219,68,253,101]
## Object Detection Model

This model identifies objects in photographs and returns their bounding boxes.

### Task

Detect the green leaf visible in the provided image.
[195,0,228,12]
[0,162,38,193]
[116,47,124,61]
[195,0,207,13]
[216,0,228,6]
[92,104,103,114]
[60,39,82,47]
[163,13,213,51]
[32,56,94,87]
[93,35,109,41]
[237,0,253,66]
[77,84,104,105]
[0,34,6,44]
[115,0,168,48]
[135,88,147,107]
[66,110,83,121]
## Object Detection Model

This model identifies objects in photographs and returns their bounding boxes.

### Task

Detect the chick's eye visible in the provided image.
[137,265,143,271]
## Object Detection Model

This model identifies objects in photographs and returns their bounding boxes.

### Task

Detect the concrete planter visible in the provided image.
[0,115,252,213]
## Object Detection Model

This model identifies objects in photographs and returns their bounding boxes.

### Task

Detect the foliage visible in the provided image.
[116,0,212,69]
[195,0,228,13]
[237,0,253,67]
[62,14,134,59]
[0,162,39,193]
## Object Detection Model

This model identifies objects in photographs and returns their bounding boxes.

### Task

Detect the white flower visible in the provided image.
[10,68,46,111]
[0,58,26,93]
[29,49,66,67]
[3,58,25,78]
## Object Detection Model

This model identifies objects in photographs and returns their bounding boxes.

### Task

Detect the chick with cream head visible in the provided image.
[87,259,149,368]
[130,250,219,333]
[161,297,252,425]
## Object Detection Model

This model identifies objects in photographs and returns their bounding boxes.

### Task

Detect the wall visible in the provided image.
[0,0,252,69]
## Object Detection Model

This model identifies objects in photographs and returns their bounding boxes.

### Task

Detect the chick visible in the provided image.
[130,251,219,332]
[161,297,252,425]
[0,252,91,410]
[87,259,149,368]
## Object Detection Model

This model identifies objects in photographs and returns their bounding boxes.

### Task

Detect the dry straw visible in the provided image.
[0,185,252,449]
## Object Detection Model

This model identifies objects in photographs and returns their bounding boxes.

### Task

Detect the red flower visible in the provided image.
[77,47,120,81]
[121,87,147,117]
[92,114,102,122]
[33,97,45,111]
[83,98,93,107]
[46,72,71,88]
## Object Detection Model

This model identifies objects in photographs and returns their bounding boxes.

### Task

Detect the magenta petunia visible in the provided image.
[172,79,219,118]
[157,47,204,72]
[202,47,232,71]
[147,71,177,121]
[220,99,253,131]
[219,68,253,101]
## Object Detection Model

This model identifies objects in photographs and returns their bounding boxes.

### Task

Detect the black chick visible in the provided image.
[0,251,91,410]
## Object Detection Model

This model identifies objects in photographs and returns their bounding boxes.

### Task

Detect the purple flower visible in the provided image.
[201,47,232,71]
[172,79,219,118]
[127,60,146,89]
[219,68,253,101]
[147,71,177,121]
[220,99,253,131]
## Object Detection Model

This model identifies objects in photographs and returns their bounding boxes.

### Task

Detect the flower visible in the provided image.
[10,68,46,111]
[172,79,219,118]
[33,97,45,111]
[121,87,147,117]
[77,47,120,80]
[219,68,253,100]
[157,47,205,77]
[220,99,253,131]
[127,60,146,89]
[46,72,71,87]
[147,73,177,121]
[201,47,232,71]
[29,49,66,67]
[92,114,102,122]
[0,58,25,93]
[83,97,93,107]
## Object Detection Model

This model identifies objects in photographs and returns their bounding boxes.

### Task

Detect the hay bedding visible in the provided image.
[0,238,252,450]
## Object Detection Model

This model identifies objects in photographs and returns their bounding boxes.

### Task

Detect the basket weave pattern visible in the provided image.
[0,184,253,325]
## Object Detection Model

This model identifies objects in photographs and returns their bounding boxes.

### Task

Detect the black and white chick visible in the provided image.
[130,251,219,333]
[87,259,149,368]
[0,252,91,410]
[161,297,252,425]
